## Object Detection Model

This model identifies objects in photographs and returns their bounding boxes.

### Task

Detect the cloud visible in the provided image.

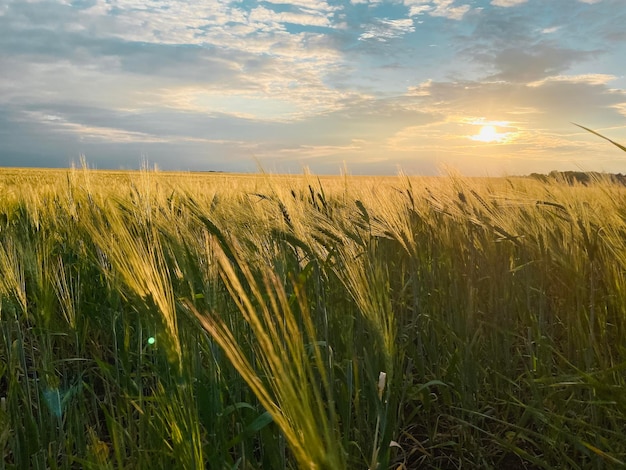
[79,0,341,45]
[491,0,527,6]
[359,18,415,41]
[431,0,471,19]
[20,110,167,143]
[262,141,366,162]
[454,3,612,83]
[0,0,359,173]
[407,5,431,16]
[0,0,350,123]
[527,73,617,87]
[248,5,333,29]
[404,0,432,16]
[263,0,339,12]
[489,45,599,82]
[541,26,562,34]
[417,76,625,124]
[0,103,273,171]
[403,0,471,20]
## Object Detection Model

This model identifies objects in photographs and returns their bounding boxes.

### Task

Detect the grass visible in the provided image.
[0,165,625,468]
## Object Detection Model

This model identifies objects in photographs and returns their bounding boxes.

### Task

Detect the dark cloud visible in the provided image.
[521,80,626,125]
[566,0,626,46]
[489,45,599,82]
[0,105,261,171]
[0,14,250,86]
[0,108,84,167]
[464,9,531,45]
[301,97,439,140]
[457,0,619,83]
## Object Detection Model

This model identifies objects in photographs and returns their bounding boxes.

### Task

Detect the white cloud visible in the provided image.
[491,0,527,6]
[541,26,562,34]
[248,6,332,29]
[21,111,167,143]
[75,0,340,47]
[527,73,617,87]
[611,103,626,118]
[263,0,339,13]
[404,0,431,16]
[267,141,365,161]
[403,0,471,20]
[407,80,433,96]
[431,0,471,20]
[359,18,415,42]
[408,5,431,15]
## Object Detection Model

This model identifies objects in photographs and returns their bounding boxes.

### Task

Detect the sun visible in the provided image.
[467,120,517,144]
[475,125,500,143]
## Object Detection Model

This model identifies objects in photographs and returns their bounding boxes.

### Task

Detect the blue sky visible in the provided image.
[0,0,625,175]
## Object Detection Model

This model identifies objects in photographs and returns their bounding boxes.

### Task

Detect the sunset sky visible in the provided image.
[1,0,625,175]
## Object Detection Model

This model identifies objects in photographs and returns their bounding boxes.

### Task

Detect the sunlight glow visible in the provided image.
[469,124,514,143]
[475,125,500,142]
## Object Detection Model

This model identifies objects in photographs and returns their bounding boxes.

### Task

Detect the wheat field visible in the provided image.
[1,166,625,469]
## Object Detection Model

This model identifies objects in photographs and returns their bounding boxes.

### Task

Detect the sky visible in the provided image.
[1,0,625,175]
